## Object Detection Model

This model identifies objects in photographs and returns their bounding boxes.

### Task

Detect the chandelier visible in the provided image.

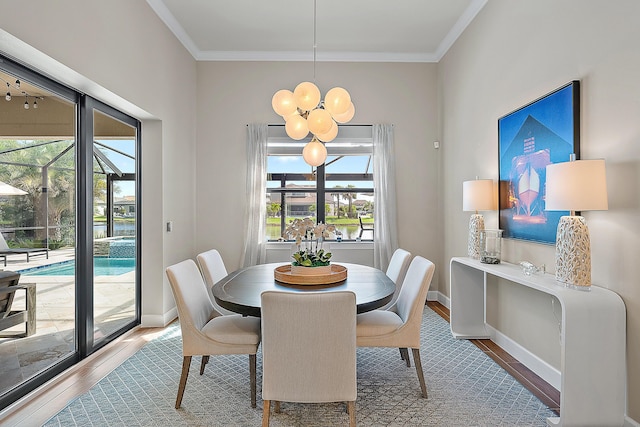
[271,0,355,167]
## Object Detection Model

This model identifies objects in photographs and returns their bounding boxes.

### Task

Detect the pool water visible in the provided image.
[20,258,136,276]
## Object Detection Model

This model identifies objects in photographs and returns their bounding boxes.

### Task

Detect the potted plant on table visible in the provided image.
[283,217,336,275]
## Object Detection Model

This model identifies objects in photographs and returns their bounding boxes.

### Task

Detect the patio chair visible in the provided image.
[358,216,374,239]
[0,271,36,337]
[0,232,49,266]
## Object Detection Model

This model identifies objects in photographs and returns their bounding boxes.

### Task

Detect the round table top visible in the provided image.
[212,262,396,317]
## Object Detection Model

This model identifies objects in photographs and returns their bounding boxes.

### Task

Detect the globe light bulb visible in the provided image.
[285,115,309,140]
[272,89,297,117]
[317,120,338,142]
[293,81,321,111]
[307,108,333,135]
[332,102,355,123]
[302,138,328,167]
[324,87,351,116]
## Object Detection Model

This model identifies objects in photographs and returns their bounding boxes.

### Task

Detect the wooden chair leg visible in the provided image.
[262,400,270,427]
[200,355,209,375]
[250,354,257,408]
[411,348,428,398]
[176,356,192,408]
[347,400,356,427]
[274,401,281,413]
[400,348,411,367]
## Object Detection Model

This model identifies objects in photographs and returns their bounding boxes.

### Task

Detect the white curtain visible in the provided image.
[373,124,399,271]
[240,123,268,267]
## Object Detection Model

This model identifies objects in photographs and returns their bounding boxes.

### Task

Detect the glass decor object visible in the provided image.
[479,229,502,264]
[519,261,545,276]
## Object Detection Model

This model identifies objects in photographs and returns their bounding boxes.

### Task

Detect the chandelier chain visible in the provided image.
[313,0,317,81]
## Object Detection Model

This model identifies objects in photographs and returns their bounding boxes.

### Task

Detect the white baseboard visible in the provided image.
[426,290,560,390]
[485,323,561,391]
[427,290,450,309]
[625,414,640,427]
[141,307,177,327]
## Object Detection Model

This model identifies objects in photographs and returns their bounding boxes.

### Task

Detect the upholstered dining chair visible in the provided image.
[196,249,236,316]
[166,259,261,409]
[356,256,435,398]
[381,248,412,310]
[261,290,357,427]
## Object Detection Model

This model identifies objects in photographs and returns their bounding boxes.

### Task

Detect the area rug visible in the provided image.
[45,307,556,426]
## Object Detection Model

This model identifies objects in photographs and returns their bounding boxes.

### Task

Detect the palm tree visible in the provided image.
[342,185,357,219]
[330,186,343,218]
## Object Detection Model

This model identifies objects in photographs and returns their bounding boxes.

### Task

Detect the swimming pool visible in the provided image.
[20,258,136,276]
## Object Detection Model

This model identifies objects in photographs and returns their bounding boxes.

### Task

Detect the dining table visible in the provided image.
[211,262,396,317]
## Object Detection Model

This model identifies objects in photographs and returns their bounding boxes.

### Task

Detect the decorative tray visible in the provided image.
[274,264,348,285]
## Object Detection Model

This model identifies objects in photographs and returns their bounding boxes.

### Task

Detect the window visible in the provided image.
[266,125,373,241]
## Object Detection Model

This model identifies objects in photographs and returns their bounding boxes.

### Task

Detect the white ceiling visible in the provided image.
[146,0,487,62]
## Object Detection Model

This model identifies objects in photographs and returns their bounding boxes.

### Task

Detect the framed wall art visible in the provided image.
[498,80,580,244]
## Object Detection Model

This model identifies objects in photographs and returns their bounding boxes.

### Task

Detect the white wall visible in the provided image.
[195,61,442,289]
[0,0,198,326]
[439,0,640,420]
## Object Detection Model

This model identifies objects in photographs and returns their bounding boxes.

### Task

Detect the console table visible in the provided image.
[450,257,626,427]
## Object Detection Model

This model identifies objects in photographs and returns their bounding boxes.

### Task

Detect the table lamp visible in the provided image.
[545,157,608,290]
[463,179,494,259]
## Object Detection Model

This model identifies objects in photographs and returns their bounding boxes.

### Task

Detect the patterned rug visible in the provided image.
[45,307,556,426]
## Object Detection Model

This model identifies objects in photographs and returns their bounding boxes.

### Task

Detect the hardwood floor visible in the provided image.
[0,302,559,426]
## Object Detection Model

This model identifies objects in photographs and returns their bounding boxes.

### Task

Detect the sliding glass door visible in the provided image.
[91,108,139,347]
[0,56,141,409]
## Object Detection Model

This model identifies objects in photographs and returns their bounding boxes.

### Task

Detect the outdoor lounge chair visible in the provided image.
[0,270,36,337]
[358,216,374,239]
[0,232,48,266]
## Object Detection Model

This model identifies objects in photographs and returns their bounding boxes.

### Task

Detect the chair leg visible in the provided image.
[262,400,270,427]
[400,348,411,367]
[411,348,428,398]
[176,356,192,409]
[250,354,257,408]
[347,400,356,427]
[200,355,209,375]
[274,401,281,413]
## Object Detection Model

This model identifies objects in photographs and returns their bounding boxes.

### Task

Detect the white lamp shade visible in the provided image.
[463,179,494,211]
[302,138,327,167]
[293,81,321,111]
[545,159,608,211]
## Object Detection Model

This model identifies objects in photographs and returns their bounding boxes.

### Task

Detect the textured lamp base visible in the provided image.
[467,214,485,259]
[555,215,591,291]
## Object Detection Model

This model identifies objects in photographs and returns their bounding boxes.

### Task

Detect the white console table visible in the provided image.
[450,257,626,427]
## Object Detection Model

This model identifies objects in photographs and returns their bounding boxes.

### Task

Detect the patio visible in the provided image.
[0,248,135,396]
